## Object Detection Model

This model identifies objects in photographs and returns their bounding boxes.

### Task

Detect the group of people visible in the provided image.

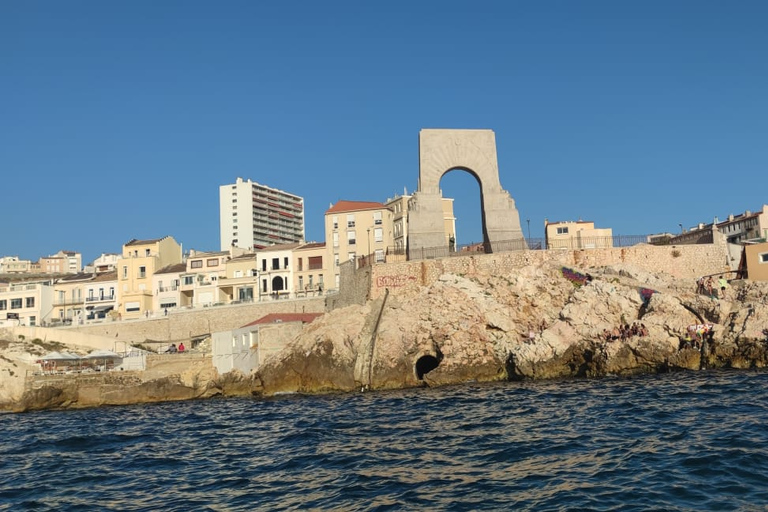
[166,342,185,353]
[681,324,715,349]
[602,322,649,341]
[696,275,730,299]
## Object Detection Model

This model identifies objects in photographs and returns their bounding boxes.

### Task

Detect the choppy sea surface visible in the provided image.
[2,370,768,511]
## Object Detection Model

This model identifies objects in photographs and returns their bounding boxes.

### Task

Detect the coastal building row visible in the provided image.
[0,251,83,275]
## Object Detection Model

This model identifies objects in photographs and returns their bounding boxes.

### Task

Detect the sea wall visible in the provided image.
[368,243,729,301]
[58,298,326,347]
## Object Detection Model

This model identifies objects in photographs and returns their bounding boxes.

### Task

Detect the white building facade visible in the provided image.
[219,177,305,251]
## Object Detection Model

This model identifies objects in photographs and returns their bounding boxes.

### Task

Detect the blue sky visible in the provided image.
[2,1,767,264]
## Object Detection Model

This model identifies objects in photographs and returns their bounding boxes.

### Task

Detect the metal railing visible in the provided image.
[384,234,666,262]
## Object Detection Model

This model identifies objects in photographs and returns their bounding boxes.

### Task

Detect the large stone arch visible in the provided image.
[408,129,526,253]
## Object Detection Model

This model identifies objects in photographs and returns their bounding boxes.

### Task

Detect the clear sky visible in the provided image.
[2,1,767,264]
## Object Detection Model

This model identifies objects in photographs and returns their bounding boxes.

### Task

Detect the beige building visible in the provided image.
[83,271,118,320]
[153,263,187,311]
[0,279,53,326]
[293,242,327,298]
[384,194,456,255]
[325,200,394,291]
[118,237,183,319]
[744,241,768,281]
[180,249,232,308]
[545,220,614,250]
[52,273,90,324]
[0,256,32,274]
[219,253,260,303]
[256,243,301,300]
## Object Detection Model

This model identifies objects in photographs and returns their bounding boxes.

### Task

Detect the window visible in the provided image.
[183,276,194,285]
[122,266,128,279]
[109,287,114,298]
[29,316,36,326]
[262,279,267,293]
[235,270,243,278]
[207,259,219,267]
[334,253,339,268]
[284,257,289,268]
[373,211,382,225]
[375,250,385,263]
[298,276,304,289]
[145,249,150,256]
[760,253,768,263]
[319,274,324,286]
[298,258,304,271]
[11,299,22,309]
[262,260,267,272]
[347,214,355,228]
[0,300,6,310]
[308,256,323,270]
[191,260,203,269]
[347,231,356,245]
[557,227,569,235]
[374,228,383,243]
[348,252,356,262]
[272,258,280,270]
[332,216,338,230]
[139,266,146,278]
[309,275,314,287]
[333,232,339,248]
[25,297,34,308]
[126,302,140,312]
[88,289,94,300]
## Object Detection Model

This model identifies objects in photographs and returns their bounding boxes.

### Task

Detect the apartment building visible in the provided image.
[219,177,305,251]
[220,253,260,303]
[180,250,231,308]
[0,279,53,326]
[384,194,456,253]
[0,256,32,274]
[153,263,187,311]
[83,271,118,320]
[86,253,120,273]
[256,243,301,299]
[117,237,182,319]
[545,220,614,250]
[325,200,394,291]
[293,242,327,297]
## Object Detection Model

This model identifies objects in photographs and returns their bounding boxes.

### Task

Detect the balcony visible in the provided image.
[85,295,115,303]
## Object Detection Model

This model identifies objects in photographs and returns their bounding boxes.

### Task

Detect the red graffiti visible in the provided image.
[376,275,416,287]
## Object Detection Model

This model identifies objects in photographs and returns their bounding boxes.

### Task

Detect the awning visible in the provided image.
[92,305,114,313]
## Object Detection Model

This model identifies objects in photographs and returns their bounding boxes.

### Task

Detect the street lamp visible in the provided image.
[679,223,683,234]
[526,218,531,241]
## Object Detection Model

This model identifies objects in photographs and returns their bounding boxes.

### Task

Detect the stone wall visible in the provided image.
[367,243,729,300]
[0,326,117,351]
[326,261,372,310]
[60,298,325,347]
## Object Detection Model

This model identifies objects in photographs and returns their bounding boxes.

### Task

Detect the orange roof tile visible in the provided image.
[325,200,386,214]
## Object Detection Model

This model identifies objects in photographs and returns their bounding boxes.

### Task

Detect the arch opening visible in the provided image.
[271,276,285,291]
[415,355,440,380]
[439,167,488,251]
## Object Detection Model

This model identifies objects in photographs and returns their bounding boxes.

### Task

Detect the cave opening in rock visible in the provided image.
[415,355,440,380]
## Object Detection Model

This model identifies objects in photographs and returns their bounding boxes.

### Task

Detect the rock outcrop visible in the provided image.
[255,261,768,394]
[4,260,768,411]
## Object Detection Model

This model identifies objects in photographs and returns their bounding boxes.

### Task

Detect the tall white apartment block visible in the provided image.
[220,178,305,251]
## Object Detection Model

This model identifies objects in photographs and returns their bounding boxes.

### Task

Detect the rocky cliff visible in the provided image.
[255,261,768,394]
[4,260,768,412]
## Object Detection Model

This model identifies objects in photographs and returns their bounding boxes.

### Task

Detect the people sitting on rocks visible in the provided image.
[178,342,185,353]
[604,323,648,341]
[167,343,178,353]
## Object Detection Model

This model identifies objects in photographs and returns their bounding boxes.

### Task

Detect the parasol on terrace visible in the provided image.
[87,349,122,371]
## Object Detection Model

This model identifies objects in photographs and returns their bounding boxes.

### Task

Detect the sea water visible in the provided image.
[2,369,768,511]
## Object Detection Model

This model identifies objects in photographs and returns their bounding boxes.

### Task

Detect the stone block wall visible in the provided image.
[366,243,729,300]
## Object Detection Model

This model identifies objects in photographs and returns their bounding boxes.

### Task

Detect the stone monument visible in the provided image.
[408,129,526,254]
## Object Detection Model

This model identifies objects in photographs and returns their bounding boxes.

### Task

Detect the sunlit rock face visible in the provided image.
[256,262,768,394]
